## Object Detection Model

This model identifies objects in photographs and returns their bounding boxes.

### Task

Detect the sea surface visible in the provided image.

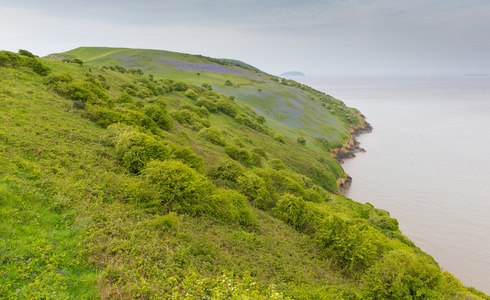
[298,75,490,294]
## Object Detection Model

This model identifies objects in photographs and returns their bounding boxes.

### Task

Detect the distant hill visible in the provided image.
[281,71,305,76]
[0,47,487,299]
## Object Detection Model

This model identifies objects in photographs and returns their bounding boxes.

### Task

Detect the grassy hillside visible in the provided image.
[1,48,488,299]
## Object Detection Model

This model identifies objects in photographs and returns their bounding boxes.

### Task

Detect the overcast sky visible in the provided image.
[1,0,489,75]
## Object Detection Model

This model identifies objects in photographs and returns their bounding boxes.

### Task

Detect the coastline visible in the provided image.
[336,120,373,193]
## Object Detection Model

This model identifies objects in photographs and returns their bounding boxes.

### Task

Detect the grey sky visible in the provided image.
[1,0,489,75]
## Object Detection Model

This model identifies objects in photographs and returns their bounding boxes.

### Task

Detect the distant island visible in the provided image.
[281,71,305,76]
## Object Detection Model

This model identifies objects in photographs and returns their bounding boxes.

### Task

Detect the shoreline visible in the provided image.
[336,121,373,193]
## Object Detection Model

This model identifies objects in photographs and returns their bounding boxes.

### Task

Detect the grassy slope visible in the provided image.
[55,47,357,149]
[1,49,488,299]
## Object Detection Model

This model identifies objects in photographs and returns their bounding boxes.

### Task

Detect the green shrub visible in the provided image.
[144,104,173,130]
[198,127,225,146]
[273,132,286,143]
[251,153,262,167]
[196,97,218,112]
[217,99,238,117]
[115,131,170,173]
[251,147,267,159]
[225,145,252,166]
[44,72,74,85]
[172,146,204,171]
[184,88,199,100]
[362,250,442,299]
[369,214,399,232]
[207,159,245,184]
[225,79,233,86]
[18,49,36,58]
[116,93,134,103]
[303,186,331,203]
[268,158,286,171]
[235,113,263,132]
[141,160,214,214]
[255,168,304,197]
[172,109,210,129]
[297,136,306,145]
[206,189,257,227]
[238,172,273,210]
[256,115,266,124]
[307,165,338,193]
[114,106,157,132]
[316,216,380,274]
[104,123,138,145]
[274,194,307,230]
[201,83,212,90]
[87,105,127,127]
[171,81,188,91]
[73,58,84,66]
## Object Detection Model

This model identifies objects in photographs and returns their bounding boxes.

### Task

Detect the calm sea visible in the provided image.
[298,75,490,294]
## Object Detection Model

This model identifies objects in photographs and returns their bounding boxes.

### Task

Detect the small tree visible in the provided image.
[73,58,84,66]
[18,49,36,58]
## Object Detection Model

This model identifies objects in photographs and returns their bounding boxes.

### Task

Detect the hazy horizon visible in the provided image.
[1,0,489,76]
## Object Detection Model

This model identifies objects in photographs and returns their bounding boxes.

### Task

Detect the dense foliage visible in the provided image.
[0,49,488,299]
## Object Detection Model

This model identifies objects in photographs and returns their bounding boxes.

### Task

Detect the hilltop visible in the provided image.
[1,47,488,299]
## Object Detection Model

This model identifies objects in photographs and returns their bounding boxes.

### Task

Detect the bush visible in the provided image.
[307,165,338,193]
[225,145,252,166]
[171,109,210,129]
[144,104,173,131]
[184,89,199,100]
[238,172,272,210]
[255,168,304,197]
[141,160,214,214]
[172,146,204,171]
[206,189,257,227]
[0,51,51,75]
[256,115,266,124]
[303,186,331,203]
[116,93,134,103]
[18,49,36,58]
[274,194,307,230]
[216,99,238,117]
[171,81,188,91]
[251,147,267,159]
[316,216,380,274]
[251,153,262,167]
[87,105,127,128]
[196,97,218,112]
[225,79,233,86]
[198,127,225,146]
[115,131,170,173]
[297,136,306,145]
[208,159,245,184]
[268,158,286,171]
[273,132,286,143]
[368,214,399,232]
[362,250,442,299]
[74,58,84,66]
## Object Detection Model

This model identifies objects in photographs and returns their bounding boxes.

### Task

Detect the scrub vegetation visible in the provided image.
[1,48,488,299]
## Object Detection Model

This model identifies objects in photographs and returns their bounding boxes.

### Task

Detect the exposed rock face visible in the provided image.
[338,175,353,194]
[333,122,373,163]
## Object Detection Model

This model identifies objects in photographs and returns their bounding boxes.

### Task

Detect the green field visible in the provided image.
[1,48,488,299]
